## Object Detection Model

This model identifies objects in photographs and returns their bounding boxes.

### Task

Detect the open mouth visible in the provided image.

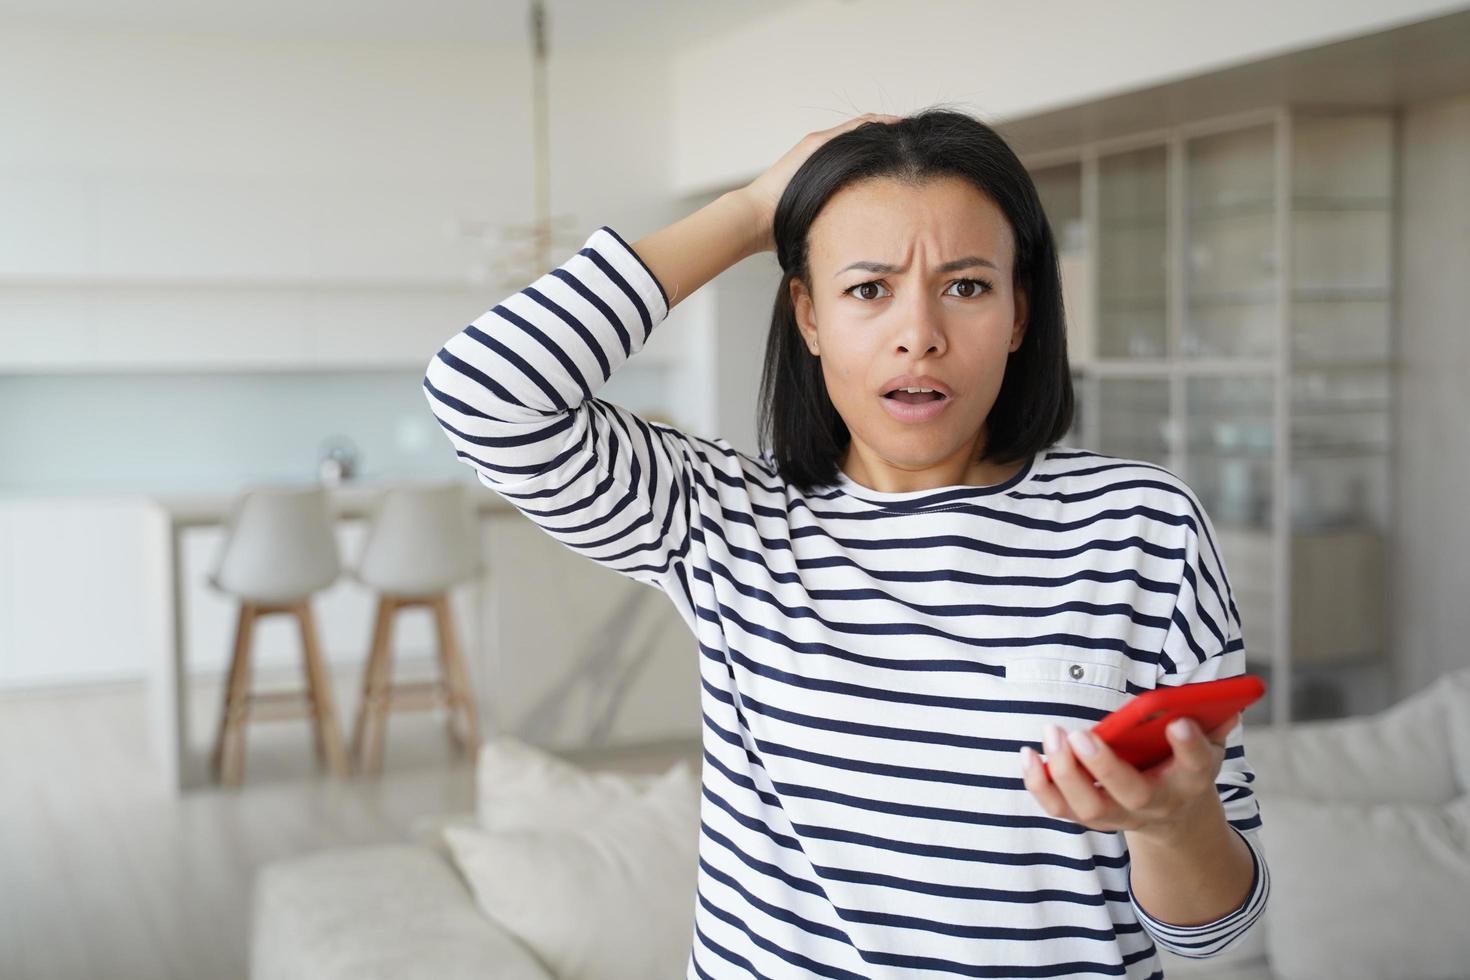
[883,387,948,405]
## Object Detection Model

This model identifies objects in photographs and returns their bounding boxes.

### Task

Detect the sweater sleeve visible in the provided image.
[422,225,700,608]
[1128,489,1271,958]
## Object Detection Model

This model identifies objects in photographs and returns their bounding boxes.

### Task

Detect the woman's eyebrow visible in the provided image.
[834,256,997,277]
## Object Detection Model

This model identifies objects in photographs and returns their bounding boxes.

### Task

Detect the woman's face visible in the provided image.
[790,175,1028,490]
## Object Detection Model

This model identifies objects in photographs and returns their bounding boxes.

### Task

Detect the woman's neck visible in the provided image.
[839,441,1025,494]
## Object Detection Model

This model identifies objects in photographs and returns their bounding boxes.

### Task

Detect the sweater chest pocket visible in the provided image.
[1001,655,1133,716]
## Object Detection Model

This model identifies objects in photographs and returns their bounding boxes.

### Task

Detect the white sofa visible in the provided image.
[251,669,1470,980]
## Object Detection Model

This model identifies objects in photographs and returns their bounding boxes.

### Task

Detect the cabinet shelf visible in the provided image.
[1186,196,1393,221]
[1182,286,1393,307]
[1098,213,1167,231]
[1290,400,1391,415]
[1292,286,1391,303]
[1188,200,1274,221]
[1291,359,1394,372]
[1290,443,1389,458]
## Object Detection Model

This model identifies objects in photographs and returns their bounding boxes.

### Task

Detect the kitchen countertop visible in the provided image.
[0,476,516,524]
[153,478,515,527]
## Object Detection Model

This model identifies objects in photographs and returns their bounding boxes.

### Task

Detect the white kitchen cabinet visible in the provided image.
[0,172,515,373]
[0,499,166,689]
[0,173,493,285]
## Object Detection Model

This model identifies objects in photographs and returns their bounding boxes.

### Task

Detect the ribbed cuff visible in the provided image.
[1130,824,1270,958]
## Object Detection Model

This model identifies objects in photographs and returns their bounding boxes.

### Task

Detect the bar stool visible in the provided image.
[208,485,350,786]
[349,481,483,775]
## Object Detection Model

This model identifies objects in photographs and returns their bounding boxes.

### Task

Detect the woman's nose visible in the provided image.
[894,295,946,355]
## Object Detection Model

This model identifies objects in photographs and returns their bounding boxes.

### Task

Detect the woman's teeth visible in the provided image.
[887,388,945,404]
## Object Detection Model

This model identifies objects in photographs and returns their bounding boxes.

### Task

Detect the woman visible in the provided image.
[424,109,1268,979]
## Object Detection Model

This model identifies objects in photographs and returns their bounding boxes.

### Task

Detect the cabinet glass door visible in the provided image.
[1096,145,1167,359]
[1285,113,1394,688]
[1183,124,1278,360]
[1033,161,1091,367]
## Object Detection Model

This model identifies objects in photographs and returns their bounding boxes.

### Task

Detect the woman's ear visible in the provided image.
[1009,287,1029,353]
[790,277,821,356]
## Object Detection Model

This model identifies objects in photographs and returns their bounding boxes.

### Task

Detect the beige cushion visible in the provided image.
[1259,794,1470,980]
[446,760,701,980]
[1233,668,1470,980]
[251,844,553,980]
[474,735,664,833]
[1246,669,1470,805]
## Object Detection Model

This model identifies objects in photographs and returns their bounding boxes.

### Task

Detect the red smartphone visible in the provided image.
[1041,674,1266,779]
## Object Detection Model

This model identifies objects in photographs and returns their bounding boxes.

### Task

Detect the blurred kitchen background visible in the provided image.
[2,1,1468,978]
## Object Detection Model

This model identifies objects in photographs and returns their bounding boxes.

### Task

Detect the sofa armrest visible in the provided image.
[251,843,554,980]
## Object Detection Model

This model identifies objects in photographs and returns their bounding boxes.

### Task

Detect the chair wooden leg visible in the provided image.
[431,594,481,758]
[351,596,396,775]
[213,603,257,787]
[296,601,350,778]
[300,620,326,768]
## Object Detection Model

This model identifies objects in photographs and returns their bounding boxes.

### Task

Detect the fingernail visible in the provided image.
[1068,729,1098,758]
[1019,746,1035,773]
[1169,718,1193,740]
[1042,725,1062,755]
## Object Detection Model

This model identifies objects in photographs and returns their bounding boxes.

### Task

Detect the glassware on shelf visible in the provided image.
[1289,365,1391,530]
[1097,145,1167,360]
[1185,375,1274,530]
[1289,459,1389,531]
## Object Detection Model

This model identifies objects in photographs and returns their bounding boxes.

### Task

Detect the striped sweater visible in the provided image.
[424,225,1270,979]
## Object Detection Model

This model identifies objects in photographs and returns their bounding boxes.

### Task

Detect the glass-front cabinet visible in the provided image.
[1024,107,1397,726]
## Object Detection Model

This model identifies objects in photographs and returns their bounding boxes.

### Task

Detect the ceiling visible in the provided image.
[1000,6,1470,157]
[0,0,804,47]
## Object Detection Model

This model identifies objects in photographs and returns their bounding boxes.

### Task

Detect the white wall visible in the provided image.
[1394,89,1470,696]
[0,24,677,236]
[0,25,684,364]
[668,0,1470,194]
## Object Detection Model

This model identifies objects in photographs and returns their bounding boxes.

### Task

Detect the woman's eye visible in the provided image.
[844,280,890,301]
[946,277,993,298]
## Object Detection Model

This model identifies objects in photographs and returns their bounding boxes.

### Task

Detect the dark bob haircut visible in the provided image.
[757,108,1074,492]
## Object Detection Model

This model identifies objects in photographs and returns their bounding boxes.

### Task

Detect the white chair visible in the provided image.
[209,485,350,786]
[349,481,484,775]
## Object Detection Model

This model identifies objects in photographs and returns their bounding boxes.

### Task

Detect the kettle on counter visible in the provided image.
[318,435,361,486]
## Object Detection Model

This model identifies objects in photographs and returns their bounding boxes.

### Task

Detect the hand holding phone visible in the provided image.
[1041,674,1266,779]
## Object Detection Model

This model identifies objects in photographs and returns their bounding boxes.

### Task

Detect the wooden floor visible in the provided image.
[0,673,701,980]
